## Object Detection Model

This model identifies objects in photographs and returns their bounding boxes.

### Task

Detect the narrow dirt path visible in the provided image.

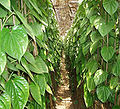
[55,52,74,109]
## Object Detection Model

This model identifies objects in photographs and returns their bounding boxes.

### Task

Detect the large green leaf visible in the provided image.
[90,31,102,43]
[30,82,42,106]
[2,26,28,61]
[87,76,95,92]
[0,52,6,75]
[35,56,48,73]
[0,92,11,109]
[101,46,114,62]
[0,0,11,11]
[97,86,111,103]
[5,76,29,109]
[112,61,120,76]
[90,41,99,55]
[103,0,118,16]
[84,85,93,108]
[86,60,98,75]
[31,23,44,41]
[14,10,36,41]
[34,74,47,96]
[110,77,118,89]
[94,69,108,86]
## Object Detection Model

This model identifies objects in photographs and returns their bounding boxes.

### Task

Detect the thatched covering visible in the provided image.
[51,0,78,36]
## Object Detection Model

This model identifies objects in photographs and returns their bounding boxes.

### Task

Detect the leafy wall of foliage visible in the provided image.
[0,0,62,109]
[65,0,120,108]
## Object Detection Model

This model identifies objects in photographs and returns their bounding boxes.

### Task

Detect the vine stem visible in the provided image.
[13,15,15,26]
[0,19,2,31]
[118,0,120,54]
[21,0,23,15]
[106,15,109,73]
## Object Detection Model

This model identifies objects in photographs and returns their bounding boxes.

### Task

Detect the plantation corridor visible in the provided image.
[51,0,79,108]
[1,0,120,109]
[55,52,74,109]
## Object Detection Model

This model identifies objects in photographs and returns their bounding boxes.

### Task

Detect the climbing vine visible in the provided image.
[65,0,120,108]
[0,0,62,109]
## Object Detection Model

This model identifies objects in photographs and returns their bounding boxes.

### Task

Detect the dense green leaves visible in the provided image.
[0,0,62,108]
[0,93,11,109]
[65,0,120,107]
[101,46,114,62]
[5,76,29,109]
[0,52,6,75]
[94,69,108,86]
[14,10,36,41]
[112,105,120,109]
[2,26,28,61]
[103,0,118,16]
[97,86,111,103]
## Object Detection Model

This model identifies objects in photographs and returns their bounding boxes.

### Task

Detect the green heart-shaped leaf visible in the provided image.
[97,86,111,103]
[5,76,29,109]
[101,46,114,62]
[93,16,114,37]
[112,60,120,76]
[30,82,42,106]
[94,69,108,86]
[2,25,28,61]
[34,74,47,96]
[103,0,118,16]
[110,77,118,89]
[84,85,93,108]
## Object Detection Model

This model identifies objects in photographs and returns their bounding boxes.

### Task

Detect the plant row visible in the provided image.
[0,0,62,109]
[65,0,120,108]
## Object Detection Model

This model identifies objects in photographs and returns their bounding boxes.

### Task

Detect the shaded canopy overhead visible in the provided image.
[51,0,79,36]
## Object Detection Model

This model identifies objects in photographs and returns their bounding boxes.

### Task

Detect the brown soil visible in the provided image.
[55,52,74,109]
[55,52,88,109]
